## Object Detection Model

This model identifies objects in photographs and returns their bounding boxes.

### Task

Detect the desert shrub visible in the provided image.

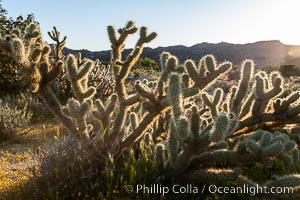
[20,136,158,200]
[3,93,52,123]
[279,64,300,78]
[0,99,32,142]
[135,57,159,71]
[21,141,300,200]
[0,3,35,97]
[261,64,279,73]
[0,48,26,97]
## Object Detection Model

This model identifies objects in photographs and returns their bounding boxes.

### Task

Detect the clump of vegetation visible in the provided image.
[262,64,300,78]
[0,2,35,97]
[0,99,32,142]
[279,64,300,78]
[3,93,52,123]
[135,57,160,71]
[18,136,157,200]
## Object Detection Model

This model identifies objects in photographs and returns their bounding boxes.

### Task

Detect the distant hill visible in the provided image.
[62,40,300,68]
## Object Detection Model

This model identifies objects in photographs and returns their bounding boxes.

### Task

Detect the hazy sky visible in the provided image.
[3,0,300,51]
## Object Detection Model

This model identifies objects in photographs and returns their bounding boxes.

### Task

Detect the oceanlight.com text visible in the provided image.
[123,184,294,196]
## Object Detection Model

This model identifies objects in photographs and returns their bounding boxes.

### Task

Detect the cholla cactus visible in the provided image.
[4,19,300,196]
[6,23,80,135]
[154,56,300,197]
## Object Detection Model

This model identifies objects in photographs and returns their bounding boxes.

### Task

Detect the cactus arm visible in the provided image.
[167,73,183,119]
[118,106,169,151]
[135,82,160,106]
[47,26,66,61]
[231,60,254,114]
[39,86,79,135]
[182,168,241,184]
[66,54,96,102]
[62,98,92,138]
[107,21,157,146]
[201,88,223,117]
[264,175,300,191]
[166,119,178,168]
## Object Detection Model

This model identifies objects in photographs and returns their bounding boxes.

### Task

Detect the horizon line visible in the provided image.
[62,39,296,52]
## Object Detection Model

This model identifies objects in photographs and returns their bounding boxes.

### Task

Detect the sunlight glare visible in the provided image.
[256,0,300,45]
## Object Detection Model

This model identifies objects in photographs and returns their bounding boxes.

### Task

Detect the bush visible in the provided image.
[0,2,34,97]
[3,93,53,123]
[21,137,158,200]
[279,64,300,77]
[0,99,32,142]
[137,57,160,71]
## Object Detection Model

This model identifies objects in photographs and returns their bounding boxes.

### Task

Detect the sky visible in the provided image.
[3,0,300,51]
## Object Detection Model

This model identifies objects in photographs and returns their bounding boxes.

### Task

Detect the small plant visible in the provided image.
[3,92,52,122]
[0,99,32,142]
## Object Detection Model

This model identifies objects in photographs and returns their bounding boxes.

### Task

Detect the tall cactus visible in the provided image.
[7,23,79,135]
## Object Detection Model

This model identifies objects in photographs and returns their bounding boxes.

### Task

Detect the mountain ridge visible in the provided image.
[62,40,300,68]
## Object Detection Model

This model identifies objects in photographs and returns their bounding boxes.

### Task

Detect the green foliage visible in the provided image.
[0,0,34,35]
[0,3,35,97]
[0,49,25,97]
[135,57,160,71]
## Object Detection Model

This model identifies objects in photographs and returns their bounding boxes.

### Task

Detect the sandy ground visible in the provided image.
[0,122,62,195]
